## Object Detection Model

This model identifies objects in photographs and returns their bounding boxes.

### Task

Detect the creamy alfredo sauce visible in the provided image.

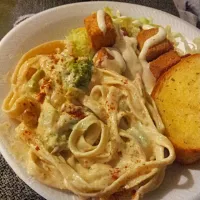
[99,36,143,79]
[114,35,143,79]
[142,24,155,30]
[97,10,106,35]
[139,27,166,93]
[101,48,126,74]
[94,23,166,93]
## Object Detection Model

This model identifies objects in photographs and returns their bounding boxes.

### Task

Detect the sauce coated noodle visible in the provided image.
[2,52,175,199]
[1,12,175,200]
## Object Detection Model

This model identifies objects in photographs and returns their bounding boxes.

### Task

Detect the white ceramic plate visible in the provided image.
[0,2,200,200]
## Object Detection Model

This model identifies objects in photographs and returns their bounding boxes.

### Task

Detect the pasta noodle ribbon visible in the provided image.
[2,41,175,200]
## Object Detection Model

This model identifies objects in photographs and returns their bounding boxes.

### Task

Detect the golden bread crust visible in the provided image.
[152,54,200,164]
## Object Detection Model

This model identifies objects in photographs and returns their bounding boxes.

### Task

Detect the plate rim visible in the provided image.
[1,1,200,46]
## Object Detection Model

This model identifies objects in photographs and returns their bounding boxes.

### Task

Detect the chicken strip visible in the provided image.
[84,11,117,51]
[137,28,173,62]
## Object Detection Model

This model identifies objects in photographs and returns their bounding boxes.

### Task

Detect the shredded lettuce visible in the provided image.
[104,7,154,37]
[105,7,200,55]
[104,7,113,17]
[165,25,200,55]
[104,7,140,37]
[193,37,200,53]
[138,17,152,25]
[65,7,200,58]
[66,27,94,58]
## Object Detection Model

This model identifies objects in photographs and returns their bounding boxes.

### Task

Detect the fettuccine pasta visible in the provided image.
[2,40,175,199]
[1,8,177,200]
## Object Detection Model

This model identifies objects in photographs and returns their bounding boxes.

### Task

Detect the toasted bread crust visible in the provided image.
[152,54,200,164]
[172,142,200,164]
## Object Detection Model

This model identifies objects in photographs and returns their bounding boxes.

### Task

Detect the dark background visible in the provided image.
[0,0,178,200]
[0,0,179,39]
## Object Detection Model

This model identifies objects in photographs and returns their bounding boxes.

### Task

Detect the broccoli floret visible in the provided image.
[63,59,93,89]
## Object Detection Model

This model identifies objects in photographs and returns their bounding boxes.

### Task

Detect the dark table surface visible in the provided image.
[0,0,178,200]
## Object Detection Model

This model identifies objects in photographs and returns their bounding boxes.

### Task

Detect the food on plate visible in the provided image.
[137,28,174,62]
[2,38,175,199]
[66,27,94,58]
[2,6,200,200]
[93,47,114,66]
[152,54,200,164]
[84,10,117,50]
[93,47,127,74]
[150,50,181,79]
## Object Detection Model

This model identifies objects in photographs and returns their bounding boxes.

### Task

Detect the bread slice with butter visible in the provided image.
[152,54,200,164]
